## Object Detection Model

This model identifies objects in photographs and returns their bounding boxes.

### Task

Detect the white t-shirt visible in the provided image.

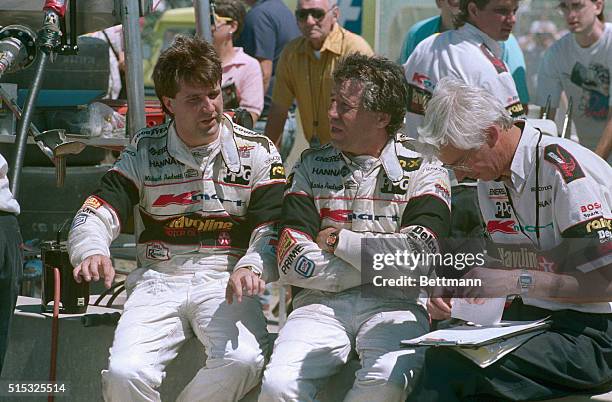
[0,153,20,214]
[536,23,612,153]
[401,23,524,140]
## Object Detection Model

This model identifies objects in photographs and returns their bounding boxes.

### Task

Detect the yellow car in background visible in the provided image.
[142,7,196,96]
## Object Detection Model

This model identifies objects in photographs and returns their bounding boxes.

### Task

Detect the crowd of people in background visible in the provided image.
[0,1,610,402]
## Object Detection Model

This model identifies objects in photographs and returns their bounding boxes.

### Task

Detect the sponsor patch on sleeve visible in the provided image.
[543,144,585,183]
[294,255,315,278]
[407,84,432,116]
[71,213,88,229]
[277,230,297,260]
[285,172,295,191]
[82,196,103,210]
[270,163,286,180]
[506,101,524,117]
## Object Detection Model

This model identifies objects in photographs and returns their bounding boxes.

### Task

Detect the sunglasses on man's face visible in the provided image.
[295,7,334,22]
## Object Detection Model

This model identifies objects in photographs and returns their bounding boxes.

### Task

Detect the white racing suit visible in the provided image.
[259,140,451,402]
[68,116,285,402]
[401,23,525,141]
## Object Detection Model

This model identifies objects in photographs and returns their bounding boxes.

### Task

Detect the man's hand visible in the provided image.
[73,254,115,289]
[427,297,452,320]
[456,267,519,298]
[226,267,265,304]
[316,227,338,253]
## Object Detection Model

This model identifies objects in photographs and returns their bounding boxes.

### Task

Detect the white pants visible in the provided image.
[102,269,269,402]
[259,288,429,402]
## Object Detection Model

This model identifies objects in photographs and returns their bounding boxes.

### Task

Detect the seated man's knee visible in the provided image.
[216,344,266,376]
[352,351,423,400]
[259,365,300,401]
[104,355,162,389]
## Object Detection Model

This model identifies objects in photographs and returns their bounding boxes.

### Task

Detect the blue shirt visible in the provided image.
[236,0,301,116]
[399,16,529,103]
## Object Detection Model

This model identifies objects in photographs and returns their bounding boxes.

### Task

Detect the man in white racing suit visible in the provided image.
[259,54,451,402]
[402,0,525,140]
[68,36,285,402]
[413,77,612,401]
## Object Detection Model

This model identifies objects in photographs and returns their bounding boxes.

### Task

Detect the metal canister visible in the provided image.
[41,241,89,314]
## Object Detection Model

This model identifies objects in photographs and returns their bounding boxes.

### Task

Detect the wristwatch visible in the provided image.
[242,265,262,278]
[325,230,339,252]
[517,270,534,296]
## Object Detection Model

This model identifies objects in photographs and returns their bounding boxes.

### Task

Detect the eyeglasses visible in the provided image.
[441,150,474,172]
[210,12,233,28]
[295,7,335,22]
[557,1,588,14]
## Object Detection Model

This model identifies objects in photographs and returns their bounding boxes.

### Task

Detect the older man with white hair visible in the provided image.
[411,76,612,401]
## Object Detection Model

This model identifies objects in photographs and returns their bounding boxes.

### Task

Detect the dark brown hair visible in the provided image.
[153,35,222,115]
[333,53,409,136]
[215,0,247,37]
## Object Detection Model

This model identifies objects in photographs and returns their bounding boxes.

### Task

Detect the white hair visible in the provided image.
[417,77,514,154]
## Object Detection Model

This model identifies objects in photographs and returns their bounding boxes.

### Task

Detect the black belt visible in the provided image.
[0,210,16,216]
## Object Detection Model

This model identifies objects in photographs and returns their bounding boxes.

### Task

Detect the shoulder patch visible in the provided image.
[506,101,524,118]
[407,83,432,116]
[233,123,260,137]
[234,130,271,153]
[398,156,423,172]
[480,43,507,74]
[544,144,585,183]
[299,143,333,162]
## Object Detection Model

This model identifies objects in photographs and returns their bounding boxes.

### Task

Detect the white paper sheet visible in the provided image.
[451,297,506,325]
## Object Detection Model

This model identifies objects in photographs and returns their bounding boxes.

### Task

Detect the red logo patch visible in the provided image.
[320,208,352,222]
[487,220,518,234]
[153,191,199,207]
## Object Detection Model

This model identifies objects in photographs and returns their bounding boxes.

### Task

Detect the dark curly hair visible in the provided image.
[332,53,409,136]
[153,35,222,115]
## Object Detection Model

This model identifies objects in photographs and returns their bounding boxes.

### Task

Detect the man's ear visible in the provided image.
[331,5,339,21]
[485,125,500,148]
[377,112,391,129]
[162,96,174,115]
[595,0,604,17]
[467,2,479,19]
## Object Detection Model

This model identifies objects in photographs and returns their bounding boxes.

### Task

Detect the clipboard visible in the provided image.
[401,317,550,348]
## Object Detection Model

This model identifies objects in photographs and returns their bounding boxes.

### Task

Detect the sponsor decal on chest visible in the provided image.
[223,165,252,185]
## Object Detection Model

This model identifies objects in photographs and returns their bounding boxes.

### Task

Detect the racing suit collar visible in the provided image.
[460,23,502,58]
[166,115,241,173]
[508,121,540,193]
[339,139,404,183]
[380,139,405,183]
